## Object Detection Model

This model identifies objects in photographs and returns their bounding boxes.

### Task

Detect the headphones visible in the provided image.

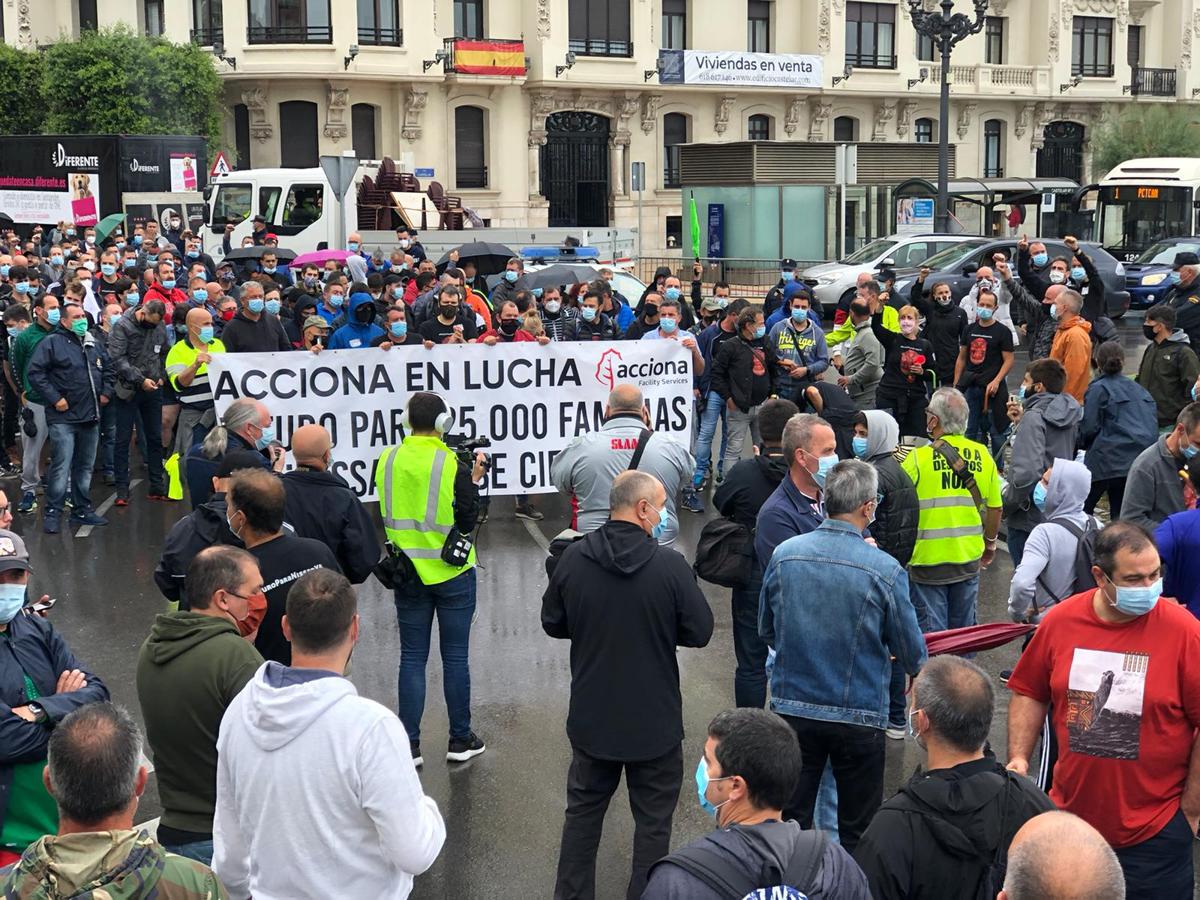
[400,392,453,434]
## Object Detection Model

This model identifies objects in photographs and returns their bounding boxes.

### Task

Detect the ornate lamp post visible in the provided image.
[907,0,989,232]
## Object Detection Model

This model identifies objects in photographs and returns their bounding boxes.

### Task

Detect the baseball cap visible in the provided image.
[216,449,270,479]
[780,258,798,270]
[877,268,897,283]
[1173,251,1199,269]
[0,530,31,574]
[303,315,331,331]
[265,233,278,242]
[700,297,726,312]
[252,215,266,224]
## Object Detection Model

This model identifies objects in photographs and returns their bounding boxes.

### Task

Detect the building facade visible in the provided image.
[1,0,1192,252]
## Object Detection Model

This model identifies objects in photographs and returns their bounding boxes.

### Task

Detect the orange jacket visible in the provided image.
[1050,316,1093,404]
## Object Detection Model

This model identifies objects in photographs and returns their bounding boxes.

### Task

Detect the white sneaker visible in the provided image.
[885,726,906,740]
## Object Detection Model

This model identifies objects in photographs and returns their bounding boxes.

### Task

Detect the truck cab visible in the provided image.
[203,168,334,263]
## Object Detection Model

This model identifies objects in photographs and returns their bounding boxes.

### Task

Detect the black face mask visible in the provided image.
[1143,324,1159,341]
[355,305,374,324]
[439,305,459,320]
[644,303,658,318]
[499,319,519,335]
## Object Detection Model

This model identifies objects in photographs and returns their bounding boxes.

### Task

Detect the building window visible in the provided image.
[358,0,401,45]
[663,112,688,189]
[144,0,164,35]
[454,0,484,39]
[662,0,686,50]
[247,0,333,44]
[845,2,896,69]
[234,104,251,170]
[78,0,98,31]
[665,215,682,248]
[748,114,771,141]
[985,16,1004,64]
[191,0,223,45]
[1072,16,1114,77]
[568,0,632,57]
[455,106,488,189]
[352,104,377,160]
[983,119,1004,177]
[1127,23,1142,67]
[833,116,858,142]
[279,101,319,167]
[914,117,934,143]
[747,0,770,52]
[916,32,933,62]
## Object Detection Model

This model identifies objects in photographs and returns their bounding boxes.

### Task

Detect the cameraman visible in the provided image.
[374,392,487,768]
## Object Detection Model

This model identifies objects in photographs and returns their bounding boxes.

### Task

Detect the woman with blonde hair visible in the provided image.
[870,301,937,439]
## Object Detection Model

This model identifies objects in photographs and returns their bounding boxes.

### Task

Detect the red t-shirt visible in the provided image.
[1008,589,1200,848]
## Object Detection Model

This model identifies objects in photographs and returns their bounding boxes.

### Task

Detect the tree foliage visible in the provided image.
[1091,104,1200,175]
[0,43,47,135]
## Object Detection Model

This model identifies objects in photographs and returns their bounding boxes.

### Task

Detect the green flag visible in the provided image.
[689,192,701,259]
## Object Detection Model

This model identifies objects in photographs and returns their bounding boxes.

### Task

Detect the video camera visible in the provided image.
[445,434,492,468]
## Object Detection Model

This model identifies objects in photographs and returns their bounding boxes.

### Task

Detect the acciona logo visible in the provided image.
[129,158,160,174]
[51,143,99,168]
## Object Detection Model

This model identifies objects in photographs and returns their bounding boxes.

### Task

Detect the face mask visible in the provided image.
[80,260,93,271]
[103,262,118,277]
[1032,252,1048,267]
[499,319,519,335]
[399,239,411,249]
[1071,266,1086,282]
[347,242,360,252]
[439,304,458,319]
[900,315,918,330]
[544,300,561,314]
[644,303,659,318]
[392,286,404,299]
[389,321,408,338]
[192,289,207,303]
[0,583,26,624]
[532,288,544,299]
[108,314,122,328]
[265,299,282,316]
[247,298,264,314]
[976,278,992,292]
[50,255,63,267]
[45,308,61,326]
[123,258,137,269]
[694,758,733,818]
[977,307,994,322]
[852,436,869,459]
[132,235,142,246]
[504,270,519,283]
[1193,383,1198,402]
[328,293,344,308]
[790,307,807,322]
[255,424,276,451]
[14,282,30,295]
[66,229,76,237]
[780,271,793,282]
[809,452,838,488]
[1017,385,1026,402]
[175,323,188,335]
[664,286,681,302]
[221,308,235,321]
[1144,324,1159,341]
[908,708,922,740]
[1049,270,1066,285]
[1049,304,1058,320]
[170,220,181,230]
[70,318,87,336]
[1169,271,1182,285]
[0,265,8,278]
[186,249,199,259]
[1182,438,1199,460]
[162,278,176,289]
[581,306,597,322]
[198,325,215,344]
[1032,481,1048,511]
[5,328,18,339]
[659,318,678,334]
[651,503,672,541]
[1106,575,1163,617]
[262,265,276,274]
[305,276,319,288]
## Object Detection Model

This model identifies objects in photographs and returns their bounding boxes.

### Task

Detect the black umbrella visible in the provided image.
[436,241,517,276]
[224,246,298,262]
[525,265,588,290]
[0,212,14,226]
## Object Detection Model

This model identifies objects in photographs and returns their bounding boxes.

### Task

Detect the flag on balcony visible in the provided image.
[452,40,526,76]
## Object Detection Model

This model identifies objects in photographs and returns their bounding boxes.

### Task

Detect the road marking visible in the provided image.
[521,517,550,552]
[76,478,142,538]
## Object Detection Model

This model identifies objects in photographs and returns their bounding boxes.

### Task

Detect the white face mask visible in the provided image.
[1049,270,1066,285]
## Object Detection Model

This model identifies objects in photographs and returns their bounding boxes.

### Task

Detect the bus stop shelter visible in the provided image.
[891,176,1080,235]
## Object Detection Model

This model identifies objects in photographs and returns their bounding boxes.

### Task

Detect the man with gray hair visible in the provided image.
[1000,812,1125,900]
[1165,250,1200,349]
[551,384,694,545]
[218,279,291,353]
[760,459,926,852]
[184,396,280,508]
[902,387,1003,632]
[107,296,168,505]
[543,469,712,898]
[0,703,226,897]
[853,657,1053,899]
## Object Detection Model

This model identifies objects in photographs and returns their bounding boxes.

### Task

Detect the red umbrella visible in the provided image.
[923,622,1034,657]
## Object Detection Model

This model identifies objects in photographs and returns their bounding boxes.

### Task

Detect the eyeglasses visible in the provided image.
[0,506,11,516]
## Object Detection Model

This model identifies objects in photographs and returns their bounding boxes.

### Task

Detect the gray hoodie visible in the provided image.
[1003,390,1083,533]
[1008,458,1096,622]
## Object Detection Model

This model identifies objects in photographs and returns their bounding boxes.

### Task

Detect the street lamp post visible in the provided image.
[907,0,989,232]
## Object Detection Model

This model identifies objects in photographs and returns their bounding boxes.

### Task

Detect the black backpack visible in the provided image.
[648,829,827,900]
[694,517,755,589]
[1034,517,1099,612]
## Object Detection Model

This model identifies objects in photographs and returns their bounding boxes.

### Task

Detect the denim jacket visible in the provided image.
[759,518,927,729]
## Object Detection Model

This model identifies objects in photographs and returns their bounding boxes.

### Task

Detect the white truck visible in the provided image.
[201,163,636,266]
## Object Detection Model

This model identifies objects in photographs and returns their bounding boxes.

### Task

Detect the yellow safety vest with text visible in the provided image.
[375,435,475,586]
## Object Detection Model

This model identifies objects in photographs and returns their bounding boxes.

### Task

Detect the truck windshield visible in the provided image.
[210,183,252,232]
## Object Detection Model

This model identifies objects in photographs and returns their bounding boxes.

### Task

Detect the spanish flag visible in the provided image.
[452,39,526,76]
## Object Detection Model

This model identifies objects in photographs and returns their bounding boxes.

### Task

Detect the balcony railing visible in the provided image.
[442,37,526,75]
[189,26,223,47]
[456,166,488,189]
[246,23,333,44]
[568,38,633,58]
[844,52,897,70]
[1131,66,1177,97]
[927,64,1051,91]
[358,25,402,46]
[1072,60,1115,77]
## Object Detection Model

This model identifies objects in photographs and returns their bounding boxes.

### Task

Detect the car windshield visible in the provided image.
[1136,240,1200,265]
[842,238,898,265]
[921,239,989,270]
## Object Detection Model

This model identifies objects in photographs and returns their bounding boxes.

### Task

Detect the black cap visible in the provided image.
[781,258,798,269]
[252,215,266,224]
[216,449,268,479]
[1174,251,1200,269]
[877,268,897,283]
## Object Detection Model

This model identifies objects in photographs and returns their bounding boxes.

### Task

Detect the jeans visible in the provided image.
[554,743,682,900]
[0,381,18,452]
[393,568,476,743]
[1007,527,1030,571]
[160,839,214,866]
[721,404,760,477]
[964,384,1009,466]
[20,401,46,494]
[815,763,840,844]
[1113,807,1194,900]
[98,402,116,475]
[692,392,728,485]
[115,389,165,492]
[888,663,907,727]
[731,565,767,708]
[46,422,99,515]
[910,576,980,633]
[782,716,884,854]
[1086,476,1127,519]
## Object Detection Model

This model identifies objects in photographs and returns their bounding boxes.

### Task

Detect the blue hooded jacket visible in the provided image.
[327,292,385,350]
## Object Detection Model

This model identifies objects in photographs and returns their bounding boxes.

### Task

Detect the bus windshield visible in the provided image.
[1099,185,1193,261]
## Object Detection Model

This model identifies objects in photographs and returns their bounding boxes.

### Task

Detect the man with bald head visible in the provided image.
[1000,811,1125,900]
[166,305,226,460]
[281,423,379,584]
[543,469,713,899]
[551,384,694,545]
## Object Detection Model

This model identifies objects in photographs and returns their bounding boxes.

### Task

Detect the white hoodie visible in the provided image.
[213,662,445,900]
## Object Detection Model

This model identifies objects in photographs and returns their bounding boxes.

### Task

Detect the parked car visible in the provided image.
[798,234,972,316]
[891,237,1131,319]
[1123,237,1200,309]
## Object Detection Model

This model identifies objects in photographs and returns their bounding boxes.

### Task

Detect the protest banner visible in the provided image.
[208,340,695,500]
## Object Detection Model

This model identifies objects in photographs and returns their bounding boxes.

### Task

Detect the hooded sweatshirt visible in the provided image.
[864,410,919,567]
[212,662,445,900]
[327,292,385,350]
[136,612,263,837]
[2,830,227,899]
[1004,390,1082,534]
[853,756,1055,900]
[1008,459,1097,622]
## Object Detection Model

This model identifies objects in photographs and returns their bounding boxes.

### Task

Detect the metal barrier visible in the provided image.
[633,256,824,299]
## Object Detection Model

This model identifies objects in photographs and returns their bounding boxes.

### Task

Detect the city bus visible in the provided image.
[1085,158,1200,261]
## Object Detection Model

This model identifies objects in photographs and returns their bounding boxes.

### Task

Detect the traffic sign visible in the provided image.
[320,153,360,201]
[210,151,232,178]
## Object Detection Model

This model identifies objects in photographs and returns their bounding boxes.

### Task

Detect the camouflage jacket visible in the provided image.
[0,829,227,899]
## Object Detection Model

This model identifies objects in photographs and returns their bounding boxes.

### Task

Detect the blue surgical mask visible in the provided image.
[390,321,408,338]
[694,757,731,818]
[1170,271,1182,285]
[187,250,200,259]
[1193,383,1199,402]
[1107,575,1162,617]
[532,288,544,299]
[780,270,793,282]
[505,270,519,283]
[125,292,139,306]
[581,307,597,322]
[348,242,360,252]
[255,424,276,451]
[812,453,838,488]
[162,279,176,290]
[790,307,807,322]
[754,325,766,339]
[100,263,115,276]
[123,258,136,268]
[651,503,672,541]
[1017,385,1026,401]
[265,299,282,316]
[262,265,277,274]
[328,293,344,308]
[1032,481,1048,510]
[109,314,122,328]
[132,235,142,246]
[198,325,215,344]
[392,286,404,299]
[0,583,26,624]
[247,298,265,314]
[978,307,994,321]
[852,436,869,459]
[1183,440,1199,460]
[5,328,18,339]
[1071,266,1086,282]
[51,255,63,266]
[664,286,681,302]
[45,308,61,326]
[0,265,8,278]
[14,282,30,294]
[192,289,207,303]
[1032,252,1048,267]
[659,318,678,334]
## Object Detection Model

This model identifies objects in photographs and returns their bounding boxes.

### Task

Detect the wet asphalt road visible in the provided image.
[17,311,1185,900]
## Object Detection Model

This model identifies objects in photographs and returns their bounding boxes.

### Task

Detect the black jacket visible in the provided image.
[219,311,292,353]
[911,289,968,385]
[870,454,918,568]
[282,467,381,585]
[715,450,788,536]
[853,757,1054,900]
[26,327,113,425]
[541,520,713,761]
[154,491,242,602]
[711,336,772,412]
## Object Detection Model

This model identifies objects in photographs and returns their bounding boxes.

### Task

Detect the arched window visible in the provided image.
[914,117,935,144]
[748,114,772,141]
[983,119,1004,178]
[278,101,319,168]
[663,112,689,189]
[455,106,487,188]
[352,104,377,161]
[833,116,858,142]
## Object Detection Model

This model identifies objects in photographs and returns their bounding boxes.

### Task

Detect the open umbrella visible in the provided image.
[289,249,350,268]
[436,241,517,276]
[0,212,13,226]
[525,265,588,291]
[226,246,298,263]
[94,213,128,244]
[923,622,1035,657]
